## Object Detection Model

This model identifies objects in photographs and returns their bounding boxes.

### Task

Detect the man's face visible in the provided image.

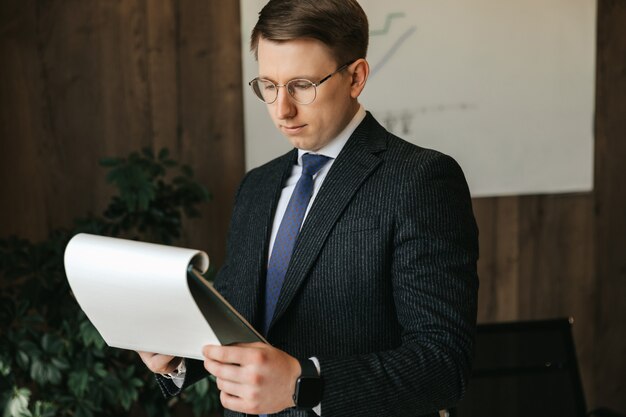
[257,37,358,151]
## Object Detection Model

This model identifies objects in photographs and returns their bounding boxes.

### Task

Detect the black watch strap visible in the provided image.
[293,358,323,410]
[299,358,318,378]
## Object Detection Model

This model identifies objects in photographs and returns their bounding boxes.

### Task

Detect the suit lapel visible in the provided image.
[269,114,388,332]
[237,149,296,331]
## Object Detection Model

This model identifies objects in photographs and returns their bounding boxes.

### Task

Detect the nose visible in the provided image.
[274,86,296,120]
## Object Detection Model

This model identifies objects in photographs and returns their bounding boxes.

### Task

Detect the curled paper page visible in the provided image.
[65,233,221,360]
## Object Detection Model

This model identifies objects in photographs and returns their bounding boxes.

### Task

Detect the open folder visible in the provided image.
[64,233,266,361]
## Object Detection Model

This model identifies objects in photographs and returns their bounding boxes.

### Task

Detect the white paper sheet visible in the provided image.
[64,233,218,360]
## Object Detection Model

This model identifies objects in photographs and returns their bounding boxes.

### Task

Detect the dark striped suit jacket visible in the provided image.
[158,112,479,417]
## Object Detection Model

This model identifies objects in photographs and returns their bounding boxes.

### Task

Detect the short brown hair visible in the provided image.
[250,0,369,65]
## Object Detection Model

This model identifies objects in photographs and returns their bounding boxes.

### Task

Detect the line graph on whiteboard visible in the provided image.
[366,11,475,138]
[369,12,417,77]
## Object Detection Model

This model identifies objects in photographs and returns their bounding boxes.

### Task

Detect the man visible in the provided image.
[139,1,479,416]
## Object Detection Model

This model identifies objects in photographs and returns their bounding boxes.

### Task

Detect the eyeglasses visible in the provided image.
[248,61,355,105]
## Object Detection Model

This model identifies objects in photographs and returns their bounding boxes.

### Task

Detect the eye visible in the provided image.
[263,82,277,91]
[291,80,313,90]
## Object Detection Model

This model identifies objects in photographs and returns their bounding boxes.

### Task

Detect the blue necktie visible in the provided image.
[263,153,331,336]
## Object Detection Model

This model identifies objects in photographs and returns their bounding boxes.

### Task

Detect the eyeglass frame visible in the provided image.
[248,59,357,105]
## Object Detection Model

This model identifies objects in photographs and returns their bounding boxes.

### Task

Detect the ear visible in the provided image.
[349,59,369,99]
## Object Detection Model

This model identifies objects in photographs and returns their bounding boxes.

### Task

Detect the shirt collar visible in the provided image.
[297,105,366,165]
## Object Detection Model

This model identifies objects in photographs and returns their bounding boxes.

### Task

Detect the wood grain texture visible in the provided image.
[473,196,520,322]
[593,0,626,411]
[0,0,244,267]
[175,0,245,264]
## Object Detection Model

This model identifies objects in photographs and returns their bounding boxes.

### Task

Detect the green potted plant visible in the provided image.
[1,148,220,417]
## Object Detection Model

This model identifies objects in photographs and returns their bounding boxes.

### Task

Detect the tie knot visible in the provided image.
[301,153,331,176]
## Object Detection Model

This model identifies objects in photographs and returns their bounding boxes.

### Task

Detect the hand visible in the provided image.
[136,351,182,374]
[202,342,301,415]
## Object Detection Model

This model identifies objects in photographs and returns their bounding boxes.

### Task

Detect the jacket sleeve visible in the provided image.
[155,358,208,398]
[316,152,479,416]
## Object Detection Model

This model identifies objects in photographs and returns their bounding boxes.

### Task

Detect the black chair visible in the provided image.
[454,317,587,417]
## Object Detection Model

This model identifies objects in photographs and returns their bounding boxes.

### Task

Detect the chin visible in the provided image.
[287,137,316,151]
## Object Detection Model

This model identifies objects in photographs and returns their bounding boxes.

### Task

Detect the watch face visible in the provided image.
[295,377,323,408]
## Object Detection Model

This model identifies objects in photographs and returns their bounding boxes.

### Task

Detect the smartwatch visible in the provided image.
[292,358,323,410]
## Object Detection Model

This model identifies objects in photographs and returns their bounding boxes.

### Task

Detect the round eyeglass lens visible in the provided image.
[251,79,277,103]
[287,79,316,104]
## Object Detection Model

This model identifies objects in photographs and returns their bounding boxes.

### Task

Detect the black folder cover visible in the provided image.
[186,267,266,345]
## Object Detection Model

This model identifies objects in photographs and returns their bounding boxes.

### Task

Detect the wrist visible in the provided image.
[292,358,323,410]
[161,358,186,379]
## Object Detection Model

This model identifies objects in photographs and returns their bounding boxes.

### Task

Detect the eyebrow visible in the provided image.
[258,74,321,82]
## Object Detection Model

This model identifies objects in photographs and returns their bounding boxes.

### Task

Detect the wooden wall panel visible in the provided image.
[516,195,594,321]
[146,0,178,150]
[0,0,244,268]
[593,0,626,411]
[0,0,72,239]
[474,197,520,322]
[517,194,596,404]
[175,0,245,264]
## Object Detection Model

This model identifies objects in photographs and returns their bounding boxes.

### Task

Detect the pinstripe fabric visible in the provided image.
[157,113,479,417]
[264,154,331,336]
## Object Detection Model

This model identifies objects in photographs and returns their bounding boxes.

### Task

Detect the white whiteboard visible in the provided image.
[240,0,596,197]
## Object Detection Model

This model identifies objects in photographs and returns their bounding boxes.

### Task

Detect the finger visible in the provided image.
[203,344,267,366]
[204,358,246,383]
[220,390,247,414]
[220,388,266,416]
[231,341,267,349]
[206,357,269,388]
[217,378,265,413]
[203,344,249,364]
[136,351,156,361]
[162,356,182,373]
[152,355,176,370]
[215,377,246,397]
[138,352,179,373]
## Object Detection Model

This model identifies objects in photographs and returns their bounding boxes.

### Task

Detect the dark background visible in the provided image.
[1,0,624,413]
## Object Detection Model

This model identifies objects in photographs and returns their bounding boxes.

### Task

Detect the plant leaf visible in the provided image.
[79,320,105,349]
[68,370,90,397]
[5,387,32,417]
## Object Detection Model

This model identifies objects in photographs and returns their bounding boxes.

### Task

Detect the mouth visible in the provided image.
[280,124,307,135]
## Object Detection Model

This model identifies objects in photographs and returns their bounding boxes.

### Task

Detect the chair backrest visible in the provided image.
[455,318,587,417]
